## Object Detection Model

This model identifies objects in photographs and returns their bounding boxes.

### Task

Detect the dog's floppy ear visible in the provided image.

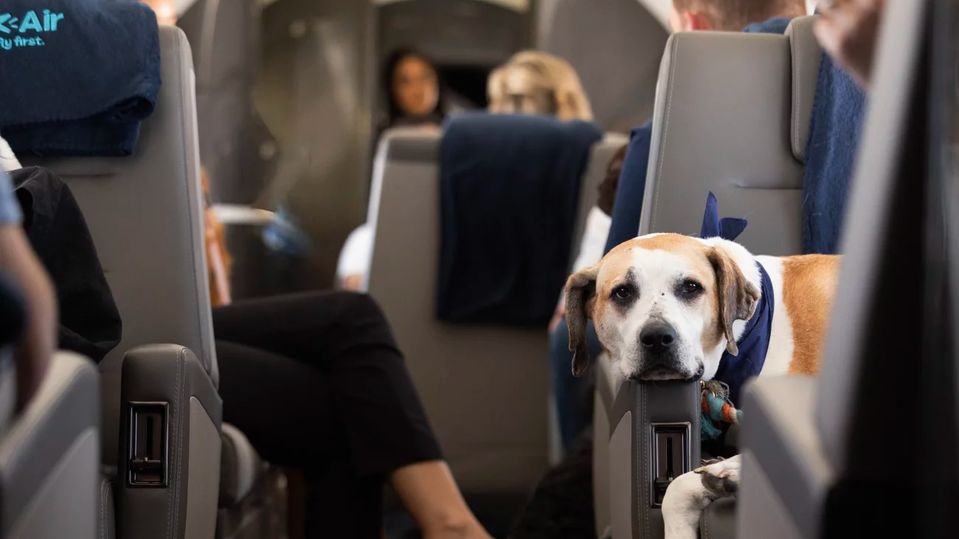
[565,265,599,377]
[707,248,760,356]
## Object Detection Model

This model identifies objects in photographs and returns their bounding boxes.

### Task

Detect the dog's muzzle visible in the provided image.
[632,321,700,381]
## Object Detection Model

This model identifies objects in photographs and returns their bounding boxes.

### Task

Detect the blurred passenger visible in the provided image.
[201,169,232,307]
[202,173,491,539]
[337,50,596,291]
[814,0,884,88]
[337,49,446,292]
[604,0,808,254]
[380,48,446,134]
[548,145,626,451]
[487,51,593,121]
[0,168,56,412]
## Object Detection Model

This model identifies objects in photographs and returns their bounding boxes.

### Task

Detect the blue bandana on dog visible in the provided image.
[699,192,774,406]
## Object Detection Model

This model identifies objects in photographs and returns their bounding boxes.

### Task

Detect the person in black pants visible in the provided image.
[13,164,491,539]
[214,291,491,538]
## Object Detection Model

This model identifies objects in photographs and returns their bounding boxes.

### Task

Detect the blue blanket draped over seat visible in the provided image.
[800,54,867,254]
[437,114,602,326]
[0,1,160,156]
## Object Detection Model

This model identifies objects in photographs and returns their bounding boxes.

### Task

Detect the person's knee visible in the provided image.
[337,292,388,323]
[334,292,398,348]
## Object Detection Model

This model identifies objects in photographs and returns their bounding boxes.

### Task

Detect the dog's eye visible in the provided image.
[679,279,703,296]
[611,284,635,302]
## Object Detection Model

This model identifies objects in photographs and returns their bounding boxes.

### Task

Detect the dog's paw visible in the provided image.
[694,455,741,498]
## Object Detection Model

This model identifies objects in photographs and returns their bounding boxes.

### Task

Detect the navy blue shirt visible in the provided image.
[603,17,794,254]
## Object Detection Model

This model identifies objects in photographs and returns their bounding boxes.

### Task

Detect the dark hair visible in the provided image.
[382,47,445,127]
[597,144,628,216]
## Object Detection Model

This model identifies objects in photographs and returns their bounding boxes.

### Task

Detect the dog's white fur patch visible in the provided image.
[753,256,794,376]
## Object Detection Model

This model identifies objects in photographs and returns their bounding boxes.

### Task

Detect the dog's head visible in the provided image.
[565,233,760,381]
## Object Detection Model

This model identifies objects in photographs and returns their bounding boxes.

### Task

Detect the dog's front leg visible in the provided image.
[662,455,742,539]
[662,471,713,539]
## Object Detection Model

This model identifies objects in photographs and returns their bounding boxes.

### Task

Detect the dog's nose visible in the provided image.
[640,322,677,353]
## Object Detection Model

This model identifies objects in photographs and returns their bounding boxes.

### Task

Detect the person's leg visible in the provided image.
[216,340,384,539]
[215,292,490,538]
[390,461,491,539]
[549,316,599,452]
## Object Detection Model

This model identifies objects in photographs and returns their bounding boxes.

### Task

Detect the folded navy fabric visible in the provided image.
[437,113,602,326]
[0,1,160,156]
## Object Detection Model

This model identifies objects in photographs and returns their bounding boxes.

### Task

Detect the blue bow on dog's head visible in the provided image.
[700,192,748,241]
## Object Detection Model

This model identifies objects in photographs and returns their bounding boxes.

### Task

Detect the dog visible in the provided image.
[564,232,839,539]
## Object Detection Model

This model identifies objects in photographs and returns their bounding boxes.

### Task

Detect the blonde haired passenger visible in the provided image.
[487,50,593,121]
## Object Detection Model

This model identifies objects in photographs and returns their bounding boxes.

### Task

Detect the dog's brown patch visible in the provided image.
[782,255,840,374]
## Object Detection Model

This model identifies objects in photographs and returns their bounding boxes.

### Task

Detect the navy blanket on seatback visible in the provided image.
[437,114,602,326]
[0,1,160,156]
[801,55,866,254]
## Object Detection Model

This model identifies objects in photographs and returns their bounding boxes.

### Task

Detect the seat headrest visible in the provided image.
[787,16,824,162]
[379,127,441,163]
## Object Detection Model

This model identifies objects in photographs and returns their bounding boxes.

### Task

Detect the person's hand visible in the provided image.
[814,0,885,89]
[340,274,365,292]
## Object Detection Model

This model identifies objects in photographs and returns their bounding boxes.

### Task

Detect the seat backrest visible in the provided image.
[538,0,669,133]
[639,17,822,255]
[22,27,216,465]
[23,27,214,377]
[367,127,624,493]
[0,352,99,539]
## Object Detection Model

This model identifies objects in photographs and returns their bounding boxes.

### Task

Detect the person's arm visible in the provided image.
[0,225,57,410]
[603,122,653,254]
[205,208,232,306]
[814,0,885,89]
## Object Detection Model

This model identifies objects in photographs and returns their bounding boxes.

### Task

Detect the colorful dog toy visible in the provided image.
[700,380,742,441]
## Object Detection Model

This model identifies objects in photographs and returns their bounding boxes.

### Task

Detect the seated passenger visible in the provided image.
[603,0,809,255]
[487,50,593,121]
[337,50,596,292]
[378,47,447,136]
[202,171,493,539]
[5,152,490,539]
[548,144,626,451]
[0,167,56,412]
[337,48,446,291]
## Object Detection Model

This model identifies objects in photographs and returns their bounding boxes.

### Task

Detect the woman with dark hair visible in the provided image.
[381,48,445,132]
[338,49,446,291]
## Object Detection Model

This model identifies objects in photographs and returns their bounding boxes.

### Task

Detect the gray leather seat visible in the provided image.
[367,127,625,494]
[0,351,99,539]
[23,27,226,539]
[593,16,822,538]
[737,2,934,536]
[537,0,669,133]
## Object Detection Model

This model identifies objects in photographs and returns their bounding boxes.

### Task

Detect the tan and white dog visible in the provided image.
[564,233,839,539]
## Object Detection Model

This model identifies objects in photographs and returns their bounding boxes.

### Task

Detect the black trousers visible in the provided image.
[214,291,442,538]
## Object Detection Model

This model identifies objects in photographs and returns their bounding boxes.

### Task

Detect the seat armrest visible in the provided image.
[603,376,701,539]
[737,376,833,538]
[0,351,100,539]
[114,344,222,539]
